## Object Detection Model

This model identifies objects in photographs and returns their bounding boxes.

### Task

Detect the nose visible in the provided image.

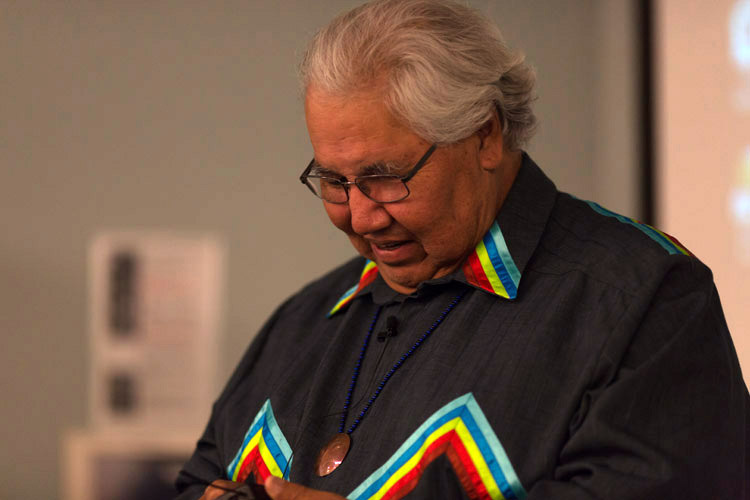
[347,184,393,235]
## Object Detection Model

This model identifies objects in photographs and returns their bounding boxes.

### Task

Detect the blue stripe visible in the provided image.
[338,283,358,303]
[261,426,285,474]
[488,222,521,287]
[350,394,526,500]
[227,401,269,478]
[262,401,293,479]
[460,408,515,499]
[585,201,681,255]
[327,283,359,317]
[328,260,380,317]
[354,407,465,499]
[483,230,518,299]
[466,398,526,500]
[350,395,472,499]
[226,400,293,480]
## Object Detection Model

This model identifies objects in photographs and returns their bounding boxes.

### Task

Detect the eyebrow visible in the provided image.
[310,160,402,177]
[308,163,343,178]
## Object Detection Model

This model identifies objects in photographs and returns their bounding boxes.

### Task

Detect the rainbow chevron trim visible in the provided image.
[584,201,692,256]
[462,221,521,299]
[327,260,378,317]
[349,393,526,500]
[226,399,292,483]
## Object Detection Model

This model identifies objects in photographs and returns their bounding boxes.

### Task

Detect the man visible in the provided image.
[176,1,749,499]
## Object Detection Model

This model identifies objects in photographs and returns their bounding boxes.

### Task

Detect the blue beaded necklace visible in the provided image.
[315,290,467,476]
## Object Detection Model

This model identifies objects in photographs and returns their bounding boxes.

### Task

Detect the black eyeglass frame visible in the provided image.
[299,144,438,204]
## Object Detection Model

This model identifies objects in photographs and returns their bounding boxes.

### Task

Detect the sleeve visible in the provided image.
[526,259,749,499]
[172,298,292,500]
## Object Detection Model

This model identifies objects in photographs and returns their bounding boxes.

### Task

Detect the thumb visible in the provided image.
[263,476,305,500]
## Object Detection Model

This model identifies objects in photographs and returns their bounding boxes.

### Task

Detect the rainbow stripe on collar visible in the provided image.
[226,399,292,483]
[327,259,379,317]
[462,221,521,298]
[348,393,526,500]
[328,223,520,317]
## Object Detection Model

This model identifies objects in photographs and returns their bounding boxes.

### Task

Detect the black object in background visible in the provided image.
[109,372,136,414]
[110,251,137,336]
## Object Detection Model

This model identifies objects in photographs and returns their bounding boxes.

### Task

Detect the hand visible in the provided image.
[263,476,347,500]
[198,479,244,500]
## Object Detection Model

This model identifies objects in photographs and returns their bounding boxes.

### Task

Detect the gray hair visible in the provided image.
[299,0,537,151]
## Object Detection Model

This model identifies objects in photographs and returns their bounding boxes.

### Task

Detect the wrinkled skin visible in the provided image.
[305,87,519,295]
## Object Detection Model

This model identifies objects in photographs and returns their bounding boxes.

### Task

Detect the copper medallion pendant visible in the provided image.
[314,293,465,477]
[315,433,351,477]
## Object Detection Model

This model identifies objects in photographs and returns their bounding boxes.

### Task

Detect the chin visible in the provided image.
[377,266,426,293]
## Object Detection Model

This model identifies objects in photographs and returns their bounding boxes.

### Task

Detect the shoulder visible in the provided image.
[535,192,712,298]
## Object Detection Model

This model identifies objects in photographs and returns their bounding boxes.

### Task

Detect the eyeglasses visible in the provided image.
[299,144,437,204]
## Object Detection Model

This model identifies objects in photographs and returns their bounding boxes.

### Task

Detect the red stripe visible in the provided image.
[236,447,259,483]
[359,266,378,288]
[381,433,453,500]
[634,220,693,256]
[381,464,420,500]
[254,451,272,481]
[465,252,494,293]
[462,261,479,285]
[661,231,693,256]
[236,446,272,483]
[380,430,493,500]
[334,265,379,313]
[446,432,490,499]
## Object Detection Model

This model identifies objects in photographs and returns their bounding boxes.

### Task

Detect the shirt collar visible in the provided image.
[327,153,557,317]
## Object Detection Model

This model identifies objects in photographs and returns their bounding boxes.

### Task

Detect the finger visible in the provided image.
[264,477,306,500]
[263,476,345,500]
[200,479,243,500]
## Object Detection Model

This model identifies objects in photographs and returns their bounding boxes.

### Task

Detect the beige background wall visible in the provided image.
[1,1,642,498]
[655,0,750,391]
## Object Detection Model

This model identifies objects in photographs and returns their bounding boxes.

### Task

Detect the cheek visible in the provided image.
[324,203,374,258]
[324,204,352,233]
[397,187,456,232]
[399,197,472,255]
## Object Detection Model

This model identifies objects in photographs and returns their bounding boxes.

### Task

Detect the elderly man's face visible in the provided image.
[304,88,504,294]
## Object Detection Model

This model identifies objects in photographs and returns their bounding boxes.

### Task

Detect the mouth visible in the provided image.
[368,239,418,264]
[372,240,408,250]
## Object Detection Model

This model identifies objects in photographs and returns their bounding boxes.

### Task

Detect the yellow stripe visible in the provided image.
[362,260,377,275]
[258,434,284,478]
[232,430,262,481]
[475,242,508,298]
[331,295,351,314]
[454,419,504,499]
[369,418,460,500]
[329,261,379,316]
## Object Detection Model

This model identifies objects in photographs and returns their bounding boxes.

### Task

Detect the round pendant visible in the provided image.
[315,433,351,476]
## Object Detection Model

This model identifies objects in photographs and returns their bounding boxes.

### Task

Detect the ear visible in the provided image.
[476,109,504,171]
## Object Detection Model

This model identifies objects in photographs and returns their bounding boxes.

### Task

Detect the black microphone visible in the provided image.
[377,316,399,342]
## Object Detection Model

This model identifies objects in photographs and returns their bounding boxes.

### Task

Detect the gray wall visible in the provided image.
[0,1,639,498]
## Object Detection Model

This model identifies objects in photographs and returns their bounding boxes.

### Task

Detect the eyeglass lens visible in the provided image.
[308,176,409,203]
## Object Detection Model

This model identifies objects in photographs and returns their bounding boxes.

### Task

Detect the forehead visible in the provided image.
[304,87,428,171]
